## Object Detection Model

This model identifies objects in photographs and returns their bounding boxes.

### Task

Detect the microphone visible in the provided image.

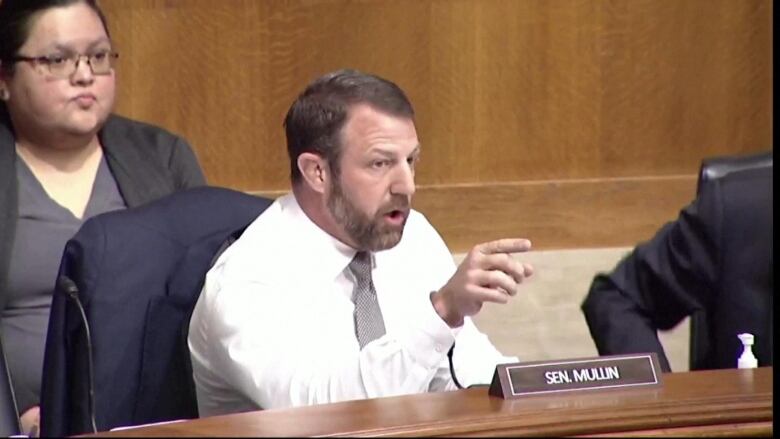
[447,343,464,389]
[447,342,490,390]
[57,275,98,434]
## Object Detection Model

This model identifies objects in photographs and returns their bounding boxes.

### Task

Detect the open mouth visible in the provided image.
[383,209,408,226]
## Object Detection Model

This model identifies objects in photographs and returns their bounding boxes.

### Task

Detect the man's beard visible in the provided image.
[327,178,410,252]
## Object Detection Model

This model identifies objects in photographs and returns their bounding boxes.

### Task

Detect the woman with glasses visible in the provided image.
[0,0,206,435]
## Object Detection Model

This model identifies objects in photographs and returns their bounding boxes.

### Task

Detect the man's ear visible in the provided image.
[297,152,330,194]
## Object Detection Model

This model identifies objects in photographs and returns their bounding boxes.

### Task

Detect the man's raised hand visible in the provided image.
[431,238,534,327]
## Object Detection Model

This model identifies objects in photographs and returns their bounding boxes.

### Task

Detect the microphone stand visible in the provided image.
[58,276,98,434]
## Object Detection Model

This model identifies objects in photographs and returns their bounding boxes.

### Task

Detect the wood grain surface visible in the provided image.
[88,367,773,437]
[255,173,697,251]
[99,0,772,248]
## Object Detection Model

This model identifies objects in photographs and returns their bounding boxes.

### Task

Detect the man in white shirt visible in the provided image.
[188,69,534,416]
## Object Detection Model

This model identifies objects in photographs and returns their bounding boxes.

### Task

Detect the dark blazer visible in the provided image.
[0,112,206,311]
[40,186,272,436]
[581,165,773,372]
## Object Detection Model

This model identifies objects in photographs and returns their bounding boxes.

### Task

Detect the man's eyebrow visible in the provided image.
[368,145,421,158]
[368,148,396,158]
[406,145,421,160]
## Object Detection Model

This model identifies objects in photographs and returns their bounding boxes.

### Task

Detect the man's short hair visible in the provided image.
[284,69,415,184]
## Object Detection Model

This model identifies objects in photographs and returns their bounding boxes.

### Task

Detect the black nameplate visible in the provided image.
[488,353,663,399]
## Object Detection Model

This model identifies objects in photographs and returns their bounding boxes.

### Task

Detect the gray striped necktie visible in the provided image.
[349,251,386,349]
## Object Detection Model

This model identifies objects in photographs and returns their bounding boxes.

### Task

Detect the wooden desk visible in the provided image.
[94,367,772,437]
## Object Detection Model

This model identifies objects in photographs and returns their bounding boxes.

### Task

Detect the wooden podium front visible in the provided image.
[90,367,772,437]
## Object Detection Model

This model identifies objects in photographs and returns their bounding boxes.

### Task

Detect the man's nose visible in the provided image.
[390,162,416,197]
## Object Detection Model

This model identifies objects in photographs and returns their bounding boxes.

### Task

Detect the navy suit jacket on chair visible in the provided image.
[40,186,272,436]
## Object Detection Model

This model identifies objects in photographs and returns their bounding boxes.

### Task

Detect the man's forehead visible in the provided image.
[344,103,413,127]
[341,104,418,148]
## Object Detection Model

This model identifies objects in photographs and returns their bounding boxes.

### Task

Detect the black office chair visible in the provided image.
[696,151,773,192]
[40,186,273,436]
[688,150,773,371]
[0,336,21,437]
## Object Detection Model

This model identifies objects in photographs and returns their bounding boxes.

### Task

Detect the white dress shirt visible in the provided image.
[188,193,517,416]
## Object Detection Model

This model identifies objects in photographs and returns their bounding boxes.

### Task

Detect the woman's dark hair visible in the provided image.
[0,0,110,75]
[284,69,415,184]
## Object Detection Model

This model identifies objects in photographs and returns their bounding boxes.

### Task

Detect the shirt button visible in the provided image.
[435,346,442,353]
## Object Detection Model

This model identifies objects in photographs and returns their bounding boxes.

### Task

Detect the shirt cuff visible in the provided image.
[397,294,457,369]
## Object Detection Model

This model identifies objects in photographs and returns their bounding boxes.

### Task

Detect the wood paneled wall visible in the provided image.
[101,0,772,251]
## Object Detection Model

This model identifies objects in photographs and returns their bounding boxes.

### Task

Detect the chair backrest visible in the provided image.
[40,186,273,436]
[0,337,21,436]
[696,151,773,194]
[689,151,773,370]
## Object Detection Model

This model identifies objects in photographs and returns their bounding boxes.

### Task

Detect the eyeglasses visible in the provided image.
[11,51,119,78]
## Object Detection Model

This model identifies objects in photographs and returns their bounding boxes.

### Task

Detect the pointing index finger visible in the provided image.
[477,238,532,255]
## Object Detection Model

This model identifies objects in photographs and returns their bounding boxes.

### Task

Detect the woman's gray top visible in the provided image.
[1,155,126,412]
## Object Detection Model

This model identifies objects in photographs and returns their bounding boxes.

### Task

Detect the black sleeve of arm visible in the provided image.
[583,271,674,372]
[581,188,722,373]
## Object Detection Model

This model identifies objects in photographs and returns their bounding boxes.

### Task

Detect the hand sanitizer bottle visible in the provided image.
[737,333,758,369]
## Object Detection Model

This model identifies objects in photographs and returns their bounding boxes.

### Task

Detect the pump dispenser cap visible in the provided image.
[737,333,758,369]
